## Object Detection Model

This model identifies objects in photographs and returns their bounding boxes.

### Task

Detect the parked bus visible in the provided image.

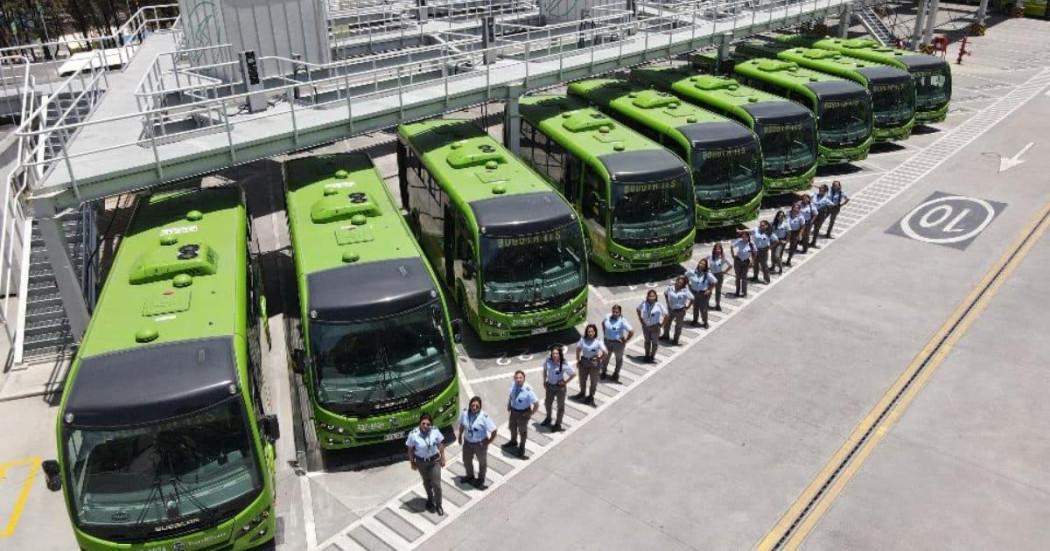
[43,187,279,551]
[568,78,763,229]
[631,66,818,195]
[284,154,460,449]
[517,94,695,272]
[730,57,873,165]
[397,119,588,341]
[775,36,951,123]
[735,40,916,141]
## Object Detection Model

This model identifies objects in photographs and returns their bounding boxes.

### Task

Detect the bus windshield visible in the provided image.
[310,300,454,410]
[480,222,586,313]
[63,398,261,541]
[817,93,871,146]
[611,175,693,248]
[912,66,951,111]
[757,116,817,177]
[692,142,763,206]
[871,76,916,126]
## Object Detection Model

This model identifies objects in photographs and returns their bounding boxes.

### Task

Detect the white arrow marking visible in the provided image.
[999,142,1035,173]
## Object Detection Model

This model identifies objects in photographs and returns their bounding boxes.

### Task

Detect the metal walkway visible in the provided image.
[24,0,869,212]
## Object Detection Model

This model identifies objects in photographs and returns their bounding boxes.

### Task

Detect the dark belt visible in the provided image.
[416,454,438,463]
[511,407,530,413]
[757,246,769,251]
[671,307,685,312]
[645,323,661,328]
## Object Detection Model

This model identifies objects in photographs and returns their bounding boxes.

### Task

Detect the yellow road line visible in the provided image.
[1,456,42,538]
[757,202,1050,551]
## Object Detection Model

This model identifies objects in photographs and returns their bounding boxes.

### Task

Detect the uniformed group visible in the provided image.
[404,183,850,516]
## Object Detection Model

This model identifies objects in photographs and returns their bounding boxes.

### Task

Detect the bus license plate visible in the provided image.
[648,261,662,268]
[531,328,547,336]
[384,431,405,441]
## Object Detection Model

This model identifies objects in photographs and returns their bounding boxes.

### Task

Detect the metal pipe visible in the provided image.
[923,0,941,47]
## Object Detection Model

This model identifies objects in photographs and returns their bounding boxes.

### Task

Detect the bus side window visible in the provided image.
[564,155,581,204]
[547,137,566,186]
[246,257,266,414]
[582,166,604,222]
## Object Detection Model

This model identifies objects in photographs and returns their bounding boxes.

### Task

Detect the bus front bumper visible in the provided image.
[915,103,949,124]
[818,139,872,165]
[765,165,817,195]
[695,193,763,230]
[873,119,915,142]
[600,232,695,272]
[476,289,588,341]
[315,382,460,449]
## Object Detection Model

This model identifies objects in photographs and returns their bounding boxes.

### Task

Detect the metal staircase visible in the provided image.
[19,211,96,362]
[855,5,896,46]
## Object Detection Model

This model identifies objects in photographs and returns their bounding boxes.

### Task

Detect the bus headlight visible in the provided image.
[482,317,503,328]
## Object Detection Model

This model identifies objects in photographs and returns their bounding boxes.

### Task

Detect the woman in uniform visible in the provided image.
[771,210,789,274]
[708,243,728,311]
[541,345,575,432]
[574,324,607,406]
[406,413,447,515]
[785,203,805,267]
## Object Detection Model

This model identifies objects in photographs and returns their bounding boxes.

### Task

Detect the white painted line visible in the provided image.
[300,475,319,550]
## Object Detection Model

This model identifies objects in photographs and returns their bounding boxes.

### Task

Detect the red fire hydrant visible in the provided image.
[957,36,972,65]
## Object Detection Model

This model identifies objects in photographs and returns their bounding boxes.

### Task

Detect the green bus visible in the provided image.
[775,36,951,124]
[631,66,818,195]
[568,78,763,229]
[735,41,916,141]
[731,58,873,165]
[284,154,461,449]
[397,119,588,341]
[517,94,695,272]
[43,187,280,551]
[992,0,1049,17]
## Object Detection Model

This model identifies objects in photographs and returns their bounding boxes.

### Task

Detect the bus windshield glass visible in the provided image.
[310,300,454,409]
[817,93,871,146]
[912,65,951,110]
[63,398,261,541]
[480,222,586,313]
[692,142,762,206]
[870,76,916,126]
[611,175,693,248]
[757,116,817,177]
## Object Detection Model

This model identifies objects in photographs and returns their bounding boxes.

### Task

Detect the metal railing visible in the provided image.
[16,0,879,197]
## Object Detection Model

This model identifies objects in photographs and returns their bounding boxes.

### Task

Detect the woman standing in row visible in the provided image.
[708,243,727,310]
[574,324,606,406]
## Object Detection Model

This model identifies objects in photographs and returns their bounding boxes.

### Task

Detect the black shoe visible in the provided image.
[599,372,608,379]
[460,475,476,484]
[425,500,434,512]
[540,417,551,427]
[811,243,821,249]
[690,320,700,326]
[436,506,445,516]
[672,338,679,345]
[517,447,529,460]
[784,261,792,267]
[572,392,586,400]
[764,279,770,284]
[713,305,721,311]
[585,396,596,406]
[551,423,563,432]
[702,322,709,329]
[501,441,517,449]
[473,480,488,490]
[749,277,759,282]
[659,334,670,341]
[825,232,833,239]
[611,374,620,383]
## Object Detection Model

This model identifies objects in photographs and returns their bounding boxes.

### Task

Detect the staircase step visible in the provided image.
[23,317,69,335]
[25,303,65,320]
[21,342,72,360]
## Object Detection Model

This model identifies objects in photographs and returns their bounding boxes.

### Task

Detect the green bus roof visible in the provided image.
[285,153,423,276]
[632,66,795,119]
[732,56,849,91]
[775,46,897,84]
[800,36,949,73]
[76,186,246,359]
[568,78,731,136]
[518,94,667,176]
[397,118,557,208]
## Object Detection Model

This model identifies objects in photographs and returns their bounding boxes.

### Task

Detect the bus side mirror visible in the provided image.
[291,348,305,374]
[451,319,463,343]
[41,460,61,491]
[259,415,280,442]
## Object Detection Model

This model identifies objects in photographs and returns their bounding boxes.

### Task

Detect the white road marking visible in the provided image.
[998,141,1035,172]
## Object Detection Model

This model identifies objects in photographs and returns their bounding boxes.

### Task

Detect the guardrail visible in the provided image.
[18,0,879,199]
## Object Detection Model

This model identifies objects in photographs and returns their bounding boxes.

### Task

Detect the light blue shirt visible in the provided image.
[508,382,539,411]
[752,229,777,249]
[576,337,607,359]
[708,254,725,274]
[602,315,633,341]
[788,213,805,231]
[665,286,692,310]
[686,269,718,292]
[800,203,815,221]
[638,300,667,326]
[544,358,576,384]
[812,193,834,212]
[458,410,497,443]
[773,220,789,240]
[405,427,444,459]
[830,189,848,205]
[732,239,754,261]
